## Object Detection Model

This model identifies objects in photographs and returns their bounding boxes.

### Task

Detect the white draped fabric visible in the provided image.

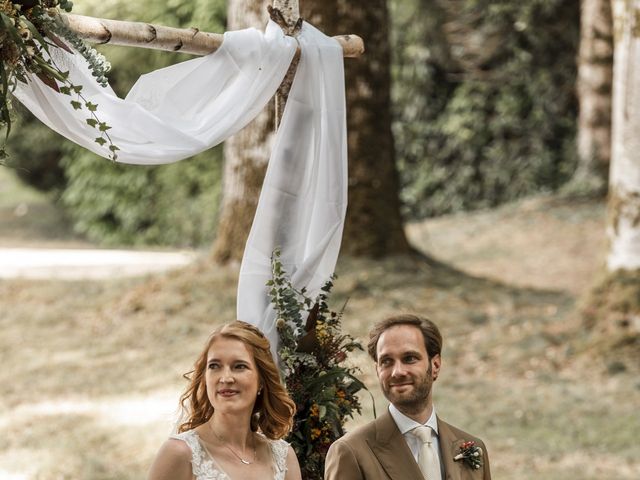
[14,21,297,164]
[13,20,348,352]
[237,22,347,353]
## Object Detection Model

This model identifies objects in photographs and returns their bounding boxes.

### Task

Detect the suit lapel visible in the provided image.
[368,410,425,480]
[438,417,463,480]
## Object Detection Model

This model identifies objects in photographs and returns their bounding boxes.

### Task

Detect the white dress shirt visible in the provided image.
[389,404,444,477]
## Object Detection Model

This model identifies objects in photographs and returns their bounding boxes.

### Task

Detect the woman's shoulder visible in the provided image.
[147,436,194,480]
[161,434,194,459]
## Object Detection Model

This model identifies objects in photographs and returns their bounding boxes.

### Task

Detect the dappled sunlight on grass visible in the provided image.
[1,195,639,478]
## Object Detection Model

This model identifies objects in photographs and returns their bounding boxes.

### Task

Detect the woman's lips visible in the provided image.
[217,389,239,397]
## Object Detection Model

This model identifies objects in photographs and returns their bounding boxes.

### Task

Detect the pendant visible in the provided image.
[241,459,250,465]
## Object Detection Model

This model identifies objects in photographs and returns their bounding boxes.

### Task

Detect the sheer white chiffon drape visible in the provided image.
[13,20,348,351]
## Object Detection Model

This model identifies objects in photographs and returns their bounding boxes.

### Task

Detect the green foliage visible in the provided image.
[4,104,66,192]
[269,250,365,480]
[61,147,222,246]
[392,0,579,218]
[0,0,116,159]
[57,0,227,246]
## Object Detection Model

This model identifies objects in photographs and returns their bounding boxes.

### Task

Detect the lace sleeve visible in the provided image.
[270,439,290,480]
[171,430,228,480]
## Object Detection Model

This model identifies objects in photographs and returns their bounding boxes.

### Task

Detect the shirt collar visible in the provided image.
[389,403,439,436]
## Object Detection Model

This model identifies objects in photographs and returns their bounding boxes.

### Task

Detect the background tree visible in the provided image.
[300,0,411,257]
[212,0,411,261]
[566,0,613,195]
[392,0,580,219]
[582,0,640,352]
[211,0,273,263]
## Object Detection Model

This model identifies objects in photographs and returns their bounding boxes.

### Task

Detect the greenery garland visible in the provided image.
[269,250,367,480]
[0,0,117,159]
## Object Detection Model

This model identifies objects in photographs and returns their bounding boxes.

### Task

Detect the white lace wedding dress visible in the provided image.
[171,430,289,480]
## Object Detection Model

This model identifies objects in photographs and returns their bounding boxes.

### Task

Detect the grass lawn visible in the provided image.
[0,167,638,479]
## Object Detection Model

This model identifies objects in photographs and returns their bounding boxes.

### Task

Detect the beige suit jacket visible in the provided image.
[324,410,491,480]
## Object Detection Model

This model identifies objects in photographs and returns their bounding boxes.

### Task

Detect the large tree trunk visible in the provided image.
[569,0,614,194]
[608,0,640,272]
[577,0,639,367]
[211,0,274,263]
[301,0,411,257]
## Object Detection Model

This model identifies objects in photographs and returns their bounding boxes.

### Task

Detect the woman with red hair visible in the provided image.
[148,321,302,480]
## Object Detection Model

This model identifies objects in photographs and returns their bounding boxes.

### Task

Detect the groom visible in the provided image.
[325,314,491,480]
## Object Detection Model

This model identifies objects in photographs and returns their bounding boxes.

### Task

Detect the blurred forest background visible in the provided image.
[1,0,639,479]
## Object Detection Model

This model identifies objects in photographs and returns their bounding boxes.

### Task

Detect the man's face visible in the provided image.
[375,324,441,416]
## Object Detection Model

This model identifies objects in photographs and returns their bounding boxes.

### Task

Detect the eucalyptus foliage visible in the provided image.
[392,0,579,218]
[269,249,365,480]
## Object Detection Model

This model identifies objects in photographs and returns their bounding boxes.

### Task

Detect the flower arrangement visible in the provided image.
[0,0,117,159]
[453,440,483,470]
[268,249,366,480]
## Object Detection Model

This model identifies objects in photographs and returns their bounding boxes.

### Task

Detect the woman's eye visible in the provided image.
[235,364,248,370]
[208,363,219,369]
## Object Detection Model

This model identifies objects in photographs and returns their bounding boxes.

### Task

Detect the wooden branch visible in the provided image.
[59,13,364,58]
[270,2,303,127]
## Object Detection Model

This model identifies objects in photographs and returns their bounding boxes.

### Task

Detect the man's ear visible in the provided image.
[431,354,441,381]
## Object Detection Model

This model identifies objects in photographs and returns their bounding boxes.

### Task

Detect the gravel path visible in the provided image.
[0,247,196,279]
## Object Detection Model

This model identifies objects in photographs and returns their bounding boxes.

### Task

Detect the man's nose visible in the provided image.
[391,363,407,377]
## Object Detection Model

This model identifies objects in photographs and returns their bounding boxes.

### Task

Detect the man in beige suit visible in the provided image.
[325,314,491,480]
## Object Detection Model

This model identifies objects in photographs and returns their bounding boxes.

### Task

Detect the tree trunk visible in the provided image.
[607,0,640,272]
[569,0,614,195]
[211,0,275,263]
[301,0,411,256]
[577,1,639,361]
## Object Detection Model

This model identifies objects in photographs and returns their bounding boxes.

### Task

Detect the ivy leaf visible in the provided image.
[94,137,107,146]
[85,102,98,112]
[86,119,98,128]
[98,122,111,132]
[59,86,72,95]
[70,100,82,110]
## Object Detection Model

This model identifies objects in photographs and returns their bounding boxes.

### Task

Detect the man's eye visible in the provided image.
[404,355,418,363]
[379,359,391,367]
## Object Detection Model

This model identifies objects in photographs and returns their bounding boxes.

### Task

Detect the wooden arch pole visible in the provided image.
[271,0,302,126]
[59,12,364,58]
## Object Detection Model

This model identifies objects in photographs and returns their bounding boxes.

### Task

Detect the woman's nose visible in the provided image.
[219,367,235,383]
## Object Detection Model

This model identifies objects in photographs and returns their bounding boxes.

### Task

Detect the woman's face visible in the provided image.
[205,336,261,416]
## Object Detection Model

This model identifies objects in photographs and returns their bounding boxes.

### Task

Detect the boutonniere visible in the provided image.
[453,440,483,470]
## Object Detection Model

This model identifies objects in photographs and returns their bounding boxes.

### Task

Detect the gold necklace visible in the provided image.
[209,423,257,465]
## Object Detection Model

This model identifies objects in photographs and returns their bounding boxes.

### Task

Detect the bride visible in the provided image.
[148,321,302,480]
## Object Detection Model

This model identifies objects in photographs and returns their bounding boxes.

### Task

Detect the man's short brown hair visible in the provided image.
[367,314,443,361]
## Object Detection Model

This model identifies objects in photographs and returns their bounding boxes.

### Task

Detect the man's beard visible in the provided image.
[382,364,433,415]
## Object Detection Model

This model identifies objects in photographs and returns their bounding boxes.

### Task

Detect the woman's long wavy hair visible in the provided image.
[178,320,296,439]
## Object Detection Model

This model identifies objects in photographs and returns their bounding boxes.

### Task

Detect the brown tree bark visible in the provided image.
[211,0,275,264]
[568,0,613,195]
[301,0,411,257]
